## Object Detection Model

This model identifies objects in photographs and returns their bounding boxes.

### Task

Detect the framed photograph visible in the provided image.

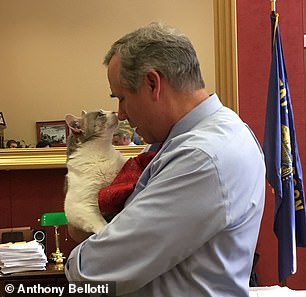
[36,120,68,147]
[0,112,6,126]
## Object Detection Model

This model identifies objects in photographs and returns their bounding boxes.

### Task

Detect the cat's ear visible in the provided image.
[65,114,84,134]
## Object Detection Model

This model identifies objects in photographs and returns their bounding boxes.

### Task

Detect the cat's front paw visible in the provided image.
[68,224,94,243]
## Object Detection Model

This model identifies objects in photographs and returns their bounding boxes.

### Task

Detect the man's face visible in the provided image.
[107,55,156,143]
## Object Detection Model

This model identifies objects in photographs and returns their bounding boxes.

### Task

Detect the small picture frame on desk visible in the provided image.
[36,120,68,147]
[0,112,6,126]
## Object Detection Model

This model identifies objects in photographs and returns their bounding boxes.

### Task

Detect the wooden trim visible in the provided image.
[0,146,146,170]
[214,0,239,113]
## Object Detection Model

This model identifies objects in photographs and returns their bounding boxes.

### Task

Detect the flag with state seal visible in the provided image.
[263,11,306,282]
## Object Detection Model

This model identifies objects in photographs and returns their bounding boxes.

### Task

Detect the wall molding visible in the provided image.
[214,0,239,113]
[0,146,146,170]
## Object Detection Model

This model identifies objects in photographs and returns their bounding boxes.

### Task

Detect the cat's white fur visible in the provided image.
[64,110,126,234]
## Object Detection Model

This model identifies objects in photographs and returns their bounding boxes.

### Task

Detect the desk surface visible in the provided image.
[0,263,92,296]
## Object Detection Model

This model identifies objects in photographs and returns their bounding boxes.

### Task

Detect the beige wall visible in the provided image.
[0,0,215,146]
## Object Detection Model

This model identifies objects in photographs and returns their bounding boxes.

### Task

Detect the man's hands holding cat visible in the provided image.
[68,223,94,243]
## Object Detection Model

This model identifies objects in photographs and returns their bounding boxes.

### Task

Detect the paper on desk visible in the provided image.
[249,286,306,297]
[0,240,41,250]
[0,240,47,274]
[0,265,46,274]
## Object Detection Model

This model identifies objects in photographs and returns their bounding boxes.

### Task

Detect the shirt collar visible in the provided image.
[165,93,223,141]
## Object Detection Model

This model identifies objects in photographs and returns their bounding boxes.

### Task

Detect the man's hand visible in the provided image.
[68,224,94,243]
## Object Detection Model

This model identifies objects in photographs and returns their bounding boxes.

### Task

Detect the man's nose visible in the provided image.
[117,109,128,121]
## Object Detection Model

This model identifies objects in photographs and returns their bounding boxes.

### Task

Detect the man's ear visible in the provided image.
[145,70,160,100]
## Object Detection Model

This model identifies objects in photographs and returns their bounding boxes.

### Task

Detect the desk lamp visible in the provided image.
[38,212,68,264]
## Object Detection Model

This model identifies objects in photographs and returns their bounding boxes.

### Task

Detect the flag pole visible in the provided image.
[271,0,276,12]
[270,0,288,287]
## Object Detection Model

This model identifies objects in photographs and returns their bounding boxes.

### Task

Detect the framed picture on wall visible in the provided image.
[0,112,6,126]
[36,120,69,147]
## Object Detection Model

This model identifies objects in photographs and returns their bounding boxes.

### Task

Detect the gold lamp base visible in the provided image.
[50,247,66,264]
[49,225,66,264]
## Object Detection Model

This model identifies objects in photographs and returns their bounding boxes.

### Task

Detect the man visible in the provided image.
[65,22,265,297]
[112,129,136,146]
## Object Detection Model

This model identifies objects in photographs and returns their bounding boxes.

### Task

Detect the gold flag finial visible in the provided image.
[271,0,276,12]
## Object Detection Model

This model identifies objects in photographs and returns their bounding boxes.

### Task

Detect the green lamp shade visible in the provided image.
[39,212,68,227]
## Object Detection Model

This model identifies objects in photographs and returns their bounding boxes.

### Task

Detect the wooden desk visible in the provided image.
[0,263,88,296]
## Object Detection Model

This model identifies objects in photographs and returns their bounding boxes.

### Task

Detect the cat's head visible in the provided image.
[65,110,118,143]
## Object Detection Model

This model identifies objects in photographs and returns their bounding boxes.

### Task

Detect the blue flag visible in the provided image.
[263,12,306,282]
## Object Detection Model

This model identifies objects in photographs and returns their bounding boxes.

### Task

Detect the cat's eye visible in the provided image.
[97,112,106,119]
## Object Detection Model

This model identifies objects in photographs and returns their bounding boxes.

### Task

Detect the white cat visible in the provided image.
[64,110,126,234]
